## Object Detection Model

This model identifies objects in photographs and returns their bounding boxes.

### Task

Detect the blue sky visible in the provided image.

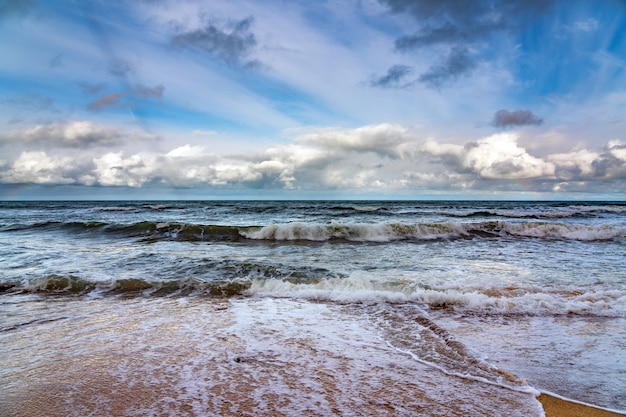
[0,0,625,200]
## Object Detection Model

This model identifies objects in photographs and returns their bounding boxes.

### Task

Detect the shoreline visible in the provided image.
[2,295,625,416]
[538,393,625,417]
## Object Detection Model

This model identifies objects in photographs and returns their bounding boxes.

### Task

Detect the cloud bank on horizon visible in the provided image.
[0,0,625,199]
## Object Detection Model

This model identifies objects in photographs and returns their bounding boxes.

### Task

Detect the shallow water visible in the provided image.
[0,296,544,417]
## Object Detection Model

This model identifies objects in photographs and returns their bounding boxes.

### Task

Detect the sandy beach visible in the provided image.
[1,295,624,416]
[1,296,548,417]
[538,394,625,417]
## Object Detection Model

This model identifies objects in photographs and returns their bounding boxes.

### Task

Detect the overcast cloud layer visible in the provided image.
[0,0,625,199]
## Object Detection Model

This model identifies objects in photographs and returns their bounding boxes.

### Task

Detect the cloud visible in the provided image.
[591,140,626,179]
[382,0,551,48]
[547,148,600,179]
[82,84,163,110]
[546,141,626,181]
[421,133,555,179]
[418,46,474,88]
[1,122,625,194]
[492,109,543,127]
[394,22,481,51]
[192,130,218,137]
[369,65,414,88]
[0,151,78,185]
[0,121,157,148]
[93,152,154,187]
[571,18,599,33]
[171,16,258,67]
[421,132,626,185]
[87,93,124,111]
[294,124,413,159]
[380,0,554,88]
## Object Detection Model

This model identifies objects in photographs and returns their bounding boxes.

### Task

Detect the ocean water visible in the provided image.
[1,200,625,416]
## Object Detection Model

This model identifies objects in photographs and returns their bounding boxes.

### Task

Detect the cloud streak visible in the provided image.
[418,46,474,88]
[369,65,414,89]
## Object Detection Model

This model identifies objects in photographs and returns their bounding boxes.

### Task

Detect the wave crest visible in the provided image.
[4,219,624,243]
[242,221,625,242]
[246,275,626,317]
[3,275,252,297]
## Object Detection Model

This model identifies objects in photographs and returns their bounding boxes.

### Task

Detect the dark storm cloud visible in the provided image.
[384,0,506,50]
[380,0,554,87]
[87,93,124,111]
[492,109,543,127]
[382,0,552,49]
[394,22,492,51]
[418,47,474,88]
[171,16,258,66]
[369,65,414,88]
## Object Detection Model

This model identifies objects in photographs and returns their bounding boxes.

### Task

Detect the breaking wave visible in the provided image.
[3,220,625,242]
[247,274,626,317]
[0,275,252,297]
[4,273,624,318]
[240,221,626,242]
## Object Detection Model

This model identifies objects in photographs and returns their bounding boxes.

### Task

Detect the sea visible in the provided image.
[1,200,625,416]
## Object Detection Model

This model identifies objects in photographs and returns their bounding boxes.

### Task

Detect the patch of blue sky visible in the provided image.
[605,8,626,56]
[238,74,343,126]
[511,3,622,100]
[127,101,244,133]
[297,1,378,50]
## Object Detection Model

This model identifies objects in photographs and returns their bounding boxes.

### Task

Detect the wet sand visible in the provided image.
[4,296,625,416]
[538,394,625,417]
[1,296,545,416]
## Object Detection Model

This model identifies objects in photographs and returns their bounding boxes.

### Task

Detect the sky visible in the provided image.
[0,0,625,200]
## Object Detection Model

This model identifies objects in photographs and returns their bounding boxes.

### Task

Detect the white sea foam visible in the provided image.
[246,272,626,317]
[240,221,626,241]
[241,222,466,241]
[500,221,626,240]
[443,205,626,219]
[93,206,135,212]
[350,205,382,212]
[570,205,626,214]
[0,296,545,417]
